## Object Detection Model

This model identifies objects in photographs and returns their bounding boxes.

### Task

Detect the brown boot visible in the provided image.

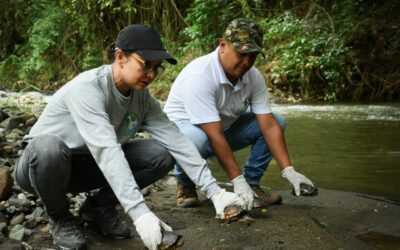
[176,181,200,207]
[250,185,282,206]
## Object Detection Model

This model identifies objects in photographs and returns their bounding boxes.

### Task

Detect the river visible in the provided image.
[208,103,400,199]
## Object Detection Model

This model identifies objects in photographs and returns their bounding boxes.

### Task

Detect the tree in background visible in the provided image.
[1,0,399,101]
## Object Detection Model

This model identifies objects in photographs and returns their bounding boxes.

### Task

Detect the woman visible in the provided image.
[14,24,244,250]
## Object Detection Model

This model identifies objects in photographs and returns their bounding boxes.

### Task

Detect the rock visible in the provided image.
[10,213,25,226]
[21,114,36,124]
[40,224,50,234]
[0,167,13,200]
[0,128,6,142]
[0,231,5,243]
[18,92,45,107]
[6,205,16,214]
[8,194,31,208]
[0,110,9,123]
[23,228,34,237]
[0,222,7,232]
[21,241,33,250]
[0,116,25,130]
[9,224,25,241]
[25,207,44,221]
[10,128,25,136]
[165,176,177,186]
[25,117,37,127]
[3,145,16,154]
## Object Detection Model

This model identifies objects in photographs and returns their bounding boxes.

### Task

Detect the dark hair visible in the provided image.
[107,43,135,61]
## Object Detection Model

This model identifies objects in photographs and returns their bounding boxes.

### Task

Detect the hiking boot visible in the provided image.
[80,197,131,239]
[50,216,86,250]
[250,185,282,206]
[176,181,199,207]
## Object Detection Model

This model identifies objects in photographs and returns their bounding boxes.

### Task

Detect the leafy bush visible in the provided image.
[0,0,398,102]
[261,10,355,102]
[183,0,248,53]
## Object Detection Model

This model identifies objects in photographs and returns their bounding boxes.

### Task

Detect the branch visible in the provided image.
[170,0,189,27]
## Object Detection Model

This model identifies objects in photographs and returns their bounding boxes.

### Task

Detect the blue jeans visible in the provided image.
[174,112,286,186]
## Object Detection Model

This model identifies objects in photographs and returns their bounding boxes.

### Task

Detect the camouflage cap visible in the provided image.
[223,18,265,57]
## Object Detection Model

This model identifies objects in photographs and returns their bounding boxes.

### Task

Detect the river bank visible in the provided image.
[3,175,400,250]
[1,91,400,249]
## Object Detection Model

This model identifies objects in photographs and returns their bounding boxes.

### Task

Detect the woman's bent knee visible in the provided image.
[14,135,72,193]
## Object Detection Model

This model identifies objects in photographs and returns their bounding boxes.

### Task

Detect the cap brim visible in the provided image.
[234,44,265,58]
[137,50,177,65]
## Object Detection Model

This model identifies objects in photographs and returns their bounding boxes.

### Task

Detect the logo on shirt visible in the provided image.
[243,97,250,110]
[125,113,138,130]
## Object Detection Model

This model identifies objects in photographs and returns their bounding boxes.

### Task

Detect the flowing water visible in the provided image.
[209,103,400,199]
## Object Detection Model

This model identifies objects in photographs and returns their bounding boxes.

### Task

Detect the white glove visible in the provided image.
[232,175,254,211]
[211,189,245,219]
[134,212,173,250]
[282,166,314,196]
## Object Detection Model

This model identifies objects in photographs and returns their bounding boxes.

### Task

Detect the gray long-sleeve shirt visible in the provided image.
[26,65,221,221]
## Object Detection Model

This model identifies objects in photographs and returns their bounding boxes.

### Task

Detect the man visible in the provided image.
[164,18,314,210]
[13,24,244,250]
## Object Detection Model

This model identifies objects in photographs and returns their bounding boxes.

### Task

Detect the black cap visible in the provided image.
[115,24,177,64]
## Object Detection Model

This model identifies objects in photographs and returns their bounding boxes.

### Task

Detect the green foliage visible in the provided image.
[261,10,356,101]
[183,0,244,53]
[0,0,398,102]
[22,1,66,81]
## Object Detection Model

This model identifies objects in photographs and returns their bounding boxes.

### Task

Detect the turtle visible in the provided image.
[252,197,268,209]
[219,205,255,225]
[222,205,244,221]
[292,183,318,196]
[158,230,184,250]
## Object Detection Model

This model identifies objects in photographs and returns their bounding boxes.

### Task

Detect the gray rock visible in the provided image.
[8,194,30,208]
[0,116,25,130]
[0,222,7,232]
[0,128,6,142]
[0,231,5,243]
[25,207,44,221]
[9,224,25,241]
[6,205,16,214]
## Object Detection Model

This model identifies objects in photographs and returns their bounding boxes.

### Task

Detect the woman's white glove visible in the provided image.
[134,212,172,250]
[232,175,254,211]
[282,166,314,196]
[211,189,245,219]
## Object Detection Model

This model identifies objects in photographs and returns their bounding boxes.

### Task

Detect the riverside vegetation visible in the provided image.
[1,0,399,102]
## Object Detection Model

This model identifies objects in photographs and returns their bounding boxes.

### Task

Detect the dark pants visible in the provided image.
[14,134,175,220]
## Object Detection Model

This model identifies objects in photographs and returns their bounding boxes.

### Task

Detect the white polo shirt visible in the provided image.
[164,47,272,130]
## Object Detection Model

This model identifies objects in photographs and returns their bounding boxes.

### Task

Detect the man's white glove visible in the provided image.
[211,189,245,219]
[282,166,314,196]
[134,212,172,250]
[232,175,254,211]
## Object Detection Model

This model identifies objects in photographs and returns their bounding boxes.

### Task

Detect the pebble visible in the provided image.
[10,213,25,225]
[9,224,25,241]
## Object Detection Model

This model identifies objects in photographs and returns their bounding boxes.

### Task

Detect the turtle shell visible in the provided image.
[223,205,244,221]
[292,183,318,196]
[158,231,184,250]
